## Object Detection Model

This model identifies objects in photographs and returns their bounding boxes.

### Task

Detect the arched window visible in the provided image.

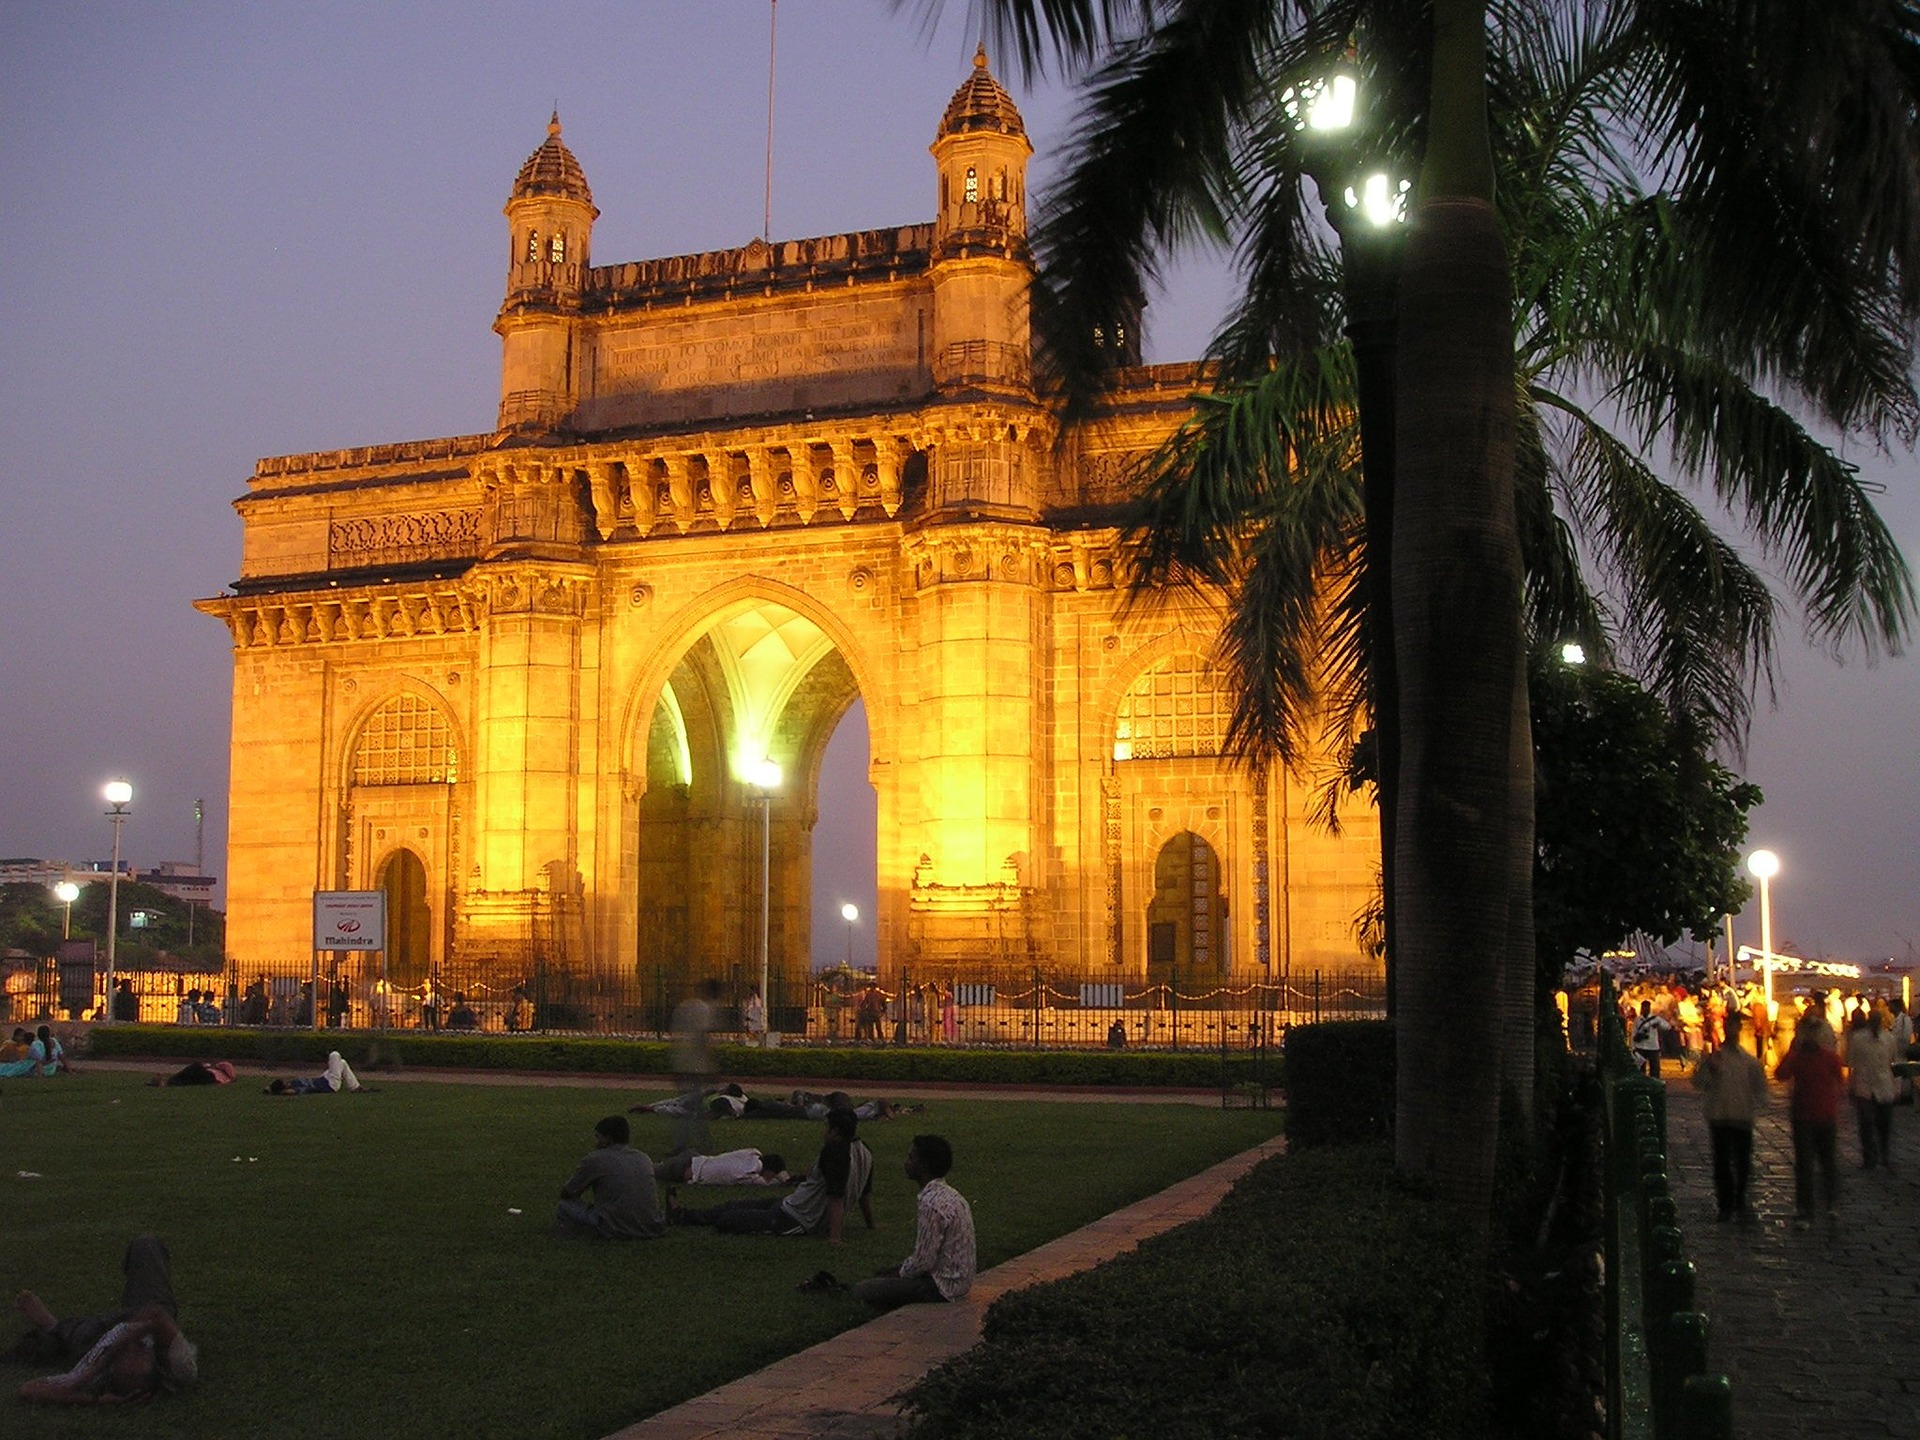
[549,231,566,263]
[1114,654,1231,760]
[525,230,540,263]
[351,695,459,786]
[963,167,979,204]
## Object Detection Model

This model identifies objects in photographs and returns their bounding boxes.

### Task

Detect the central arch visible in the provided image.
[625,590,870,1019]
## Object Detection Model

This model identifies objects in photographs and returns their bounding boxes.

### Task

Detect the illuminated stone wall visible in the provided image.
[199,53,1378,997]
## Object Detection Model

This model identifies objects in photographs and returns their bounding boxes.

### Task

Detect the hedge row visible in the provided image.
[903,1142,1486,1439]
[1283,1019,1393,1148]
[81,1025,1279,1090]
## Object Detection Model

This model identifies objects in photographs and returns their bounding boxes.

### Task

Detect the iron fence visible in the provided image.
[3,954,1385,1050]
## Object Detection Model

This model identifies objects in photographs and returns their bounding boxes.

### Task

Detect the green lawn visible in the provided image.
[1,1072,1282,1440]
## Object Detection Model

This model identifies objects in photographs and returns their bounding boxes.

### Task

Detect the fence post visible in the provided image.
[1171,965,1180,1052]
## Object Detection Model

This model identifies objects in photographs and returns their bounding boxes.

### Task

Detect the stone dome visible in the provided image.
[937,46,1026,140]
[511,112,594,206]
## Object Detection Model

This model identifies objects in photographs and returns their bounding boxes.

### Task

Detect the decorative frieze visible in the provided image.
[329,509,484,570]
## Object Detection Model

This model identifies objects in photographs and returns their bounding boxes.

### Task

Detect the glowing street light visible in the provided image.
[103,780,133,1022]
[841,902,859,969]
[1747,848,1780,1006]
[1560,641,1587,666]
[53,880,80,940]
[749,758,782,1047]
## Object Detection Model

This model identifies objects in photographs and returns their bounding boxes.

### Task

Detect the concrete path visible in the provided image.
[604,1136,1287,1440]
[1664,1077,1920,1440]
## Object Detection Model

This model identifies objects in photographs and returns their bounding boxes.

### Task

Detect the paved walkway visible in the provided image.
[605,1135,1287,1440]
[1664,1075,1920,1440]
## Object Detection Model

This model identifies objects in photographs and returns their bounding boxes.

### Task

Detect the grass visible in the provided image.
[1,1071,1282,1440]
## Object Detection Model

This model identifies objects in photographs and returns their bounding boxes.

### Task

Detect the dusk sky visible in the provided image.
[3,2,1916,967]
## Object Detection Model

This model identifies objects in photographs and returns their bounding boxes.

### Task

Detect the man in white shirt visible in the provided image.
[854,1134,975,1311]
[655,1148,787,1186]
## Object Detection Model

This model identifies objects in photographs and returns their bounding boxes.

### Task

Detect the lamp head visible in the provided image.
[54,881,80,904]
[840,903,859,924]
[1342,171,1412,227]
[1560,641,1586,666]
[103,779,132,807]
[1746,849,1780,881]
[745,758,782,791]
[1281,49,1359,135]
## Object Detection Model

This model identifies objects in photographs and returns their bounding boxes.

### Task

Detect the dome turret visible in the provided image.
[511,112,596,208]
[937,45,1027,141]
[497,112,597,434]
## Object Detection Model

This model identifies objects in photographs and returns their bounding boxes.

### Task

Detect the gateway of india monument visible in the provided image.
[197,50,1377,1014]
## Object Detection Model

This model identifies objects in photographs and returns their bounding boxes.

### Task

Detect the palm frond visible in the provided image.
[1605,345,1916,657]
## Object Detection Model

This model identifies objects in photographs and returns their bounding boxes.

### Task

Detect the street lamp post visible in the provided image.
[1287,48,1411,1009]
[1747,848,1780,1008]
[841,902,859,969]
[749,759,782,1047]
[103,780,133,1022]
[54,881,80,940]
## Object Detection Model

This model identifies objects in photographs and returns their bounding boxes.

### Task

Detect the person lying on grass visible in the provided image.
[10,1235,198,1406]
[556,1114,667,1240]
[654,1147,789,1186]
[668,1107,873,1242]
[264,1050,363,1095]
[148,1060,237,1087]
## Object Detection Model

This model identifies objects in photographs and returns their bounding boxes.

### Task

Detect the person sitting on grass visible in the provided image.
[30,1025,72,1076]
[0,1027,38,1078]
[148,1060,237,1087]
[670,1107,873,1242]
[264,1050,363,1095]
[853,1134,976,1311]
[9,1235,199,1406]
[655,1147,789,1186]
[556,1115,667,1240]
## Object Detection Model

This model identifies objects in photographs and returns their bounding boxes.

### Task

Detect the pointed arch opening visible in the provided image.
[378,849,431,986]
[1147,832,1222,984]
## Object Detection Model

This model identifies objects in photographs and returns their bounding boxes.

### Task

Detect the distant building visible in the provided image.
[0,857,215,906]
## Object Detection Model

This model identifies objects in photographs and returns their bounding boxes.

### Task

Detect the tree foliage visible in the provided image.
[1530,656,1760,974]
[0,879,224,961]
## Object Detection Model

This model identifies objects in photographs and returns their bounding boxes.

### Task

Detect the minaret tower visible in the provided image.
[928,46,1033,396]
[495,113,598,434]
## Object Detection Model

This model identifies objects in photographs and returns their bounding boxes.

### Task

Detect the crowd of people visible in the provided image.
[1602,974,1917,1234]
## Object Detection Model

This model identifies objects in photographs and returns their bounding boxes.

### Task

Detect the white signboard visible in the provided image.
[313,890,386,952]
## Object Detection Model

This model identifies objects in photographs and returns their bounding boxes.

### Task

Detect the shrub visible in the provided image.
[903,1143,1486,1439]
[1283,1019,1393,1148]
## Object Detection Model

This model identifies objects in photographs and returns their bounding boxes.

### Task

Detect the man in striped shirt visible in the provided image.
[854,1134,975,1311]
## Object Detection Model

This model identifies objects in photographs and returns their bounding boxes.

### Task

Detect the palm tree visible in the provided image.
[916,0,1920,1224]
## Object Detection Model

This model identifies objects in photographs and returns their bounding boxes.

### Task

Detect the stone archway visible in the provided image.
[378,848,431,985]
[628,597,866,1011]
[1145,831,1223,986]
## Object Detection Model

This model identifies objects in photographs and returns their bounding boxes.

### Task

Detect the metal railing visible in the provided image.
[5,956,1385,1050]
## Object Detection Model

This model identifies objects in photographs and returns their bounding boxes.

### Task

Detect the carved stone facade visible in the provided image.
[198,50,1376,994]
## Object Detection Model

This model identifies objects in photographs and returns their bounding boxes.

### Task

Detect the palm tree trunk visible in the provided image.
[1391,0,1522,1236]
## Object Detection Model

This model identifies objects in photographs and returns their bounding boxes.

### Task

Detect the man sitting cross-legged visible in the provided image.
[556,1115,667,1240]
[670,1107,873,1242]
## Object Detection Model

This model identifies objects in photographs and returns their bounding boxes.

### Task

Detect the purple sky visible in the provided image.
[2,2,1915,967]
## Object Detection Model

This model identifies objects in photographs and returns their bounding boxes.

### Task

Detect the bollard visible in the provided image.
[1677,1372,1734,1440]
[1650,1256,1695,1322]
[1653,1310,1710,1429]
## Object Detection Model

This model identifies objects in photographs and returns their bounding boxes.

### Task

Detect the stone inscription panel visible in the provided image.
[589,290,926,401]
